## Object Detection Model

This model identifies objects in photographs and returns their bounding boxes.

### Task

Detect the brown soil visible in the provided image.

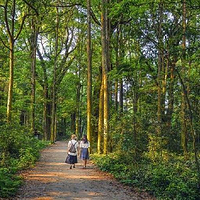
[10,141,155,200]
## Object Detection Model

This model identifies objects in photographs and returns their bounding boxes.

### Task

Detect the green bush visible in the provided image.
[91,153,200,200]
[0,123,50,198]
[0,168,22,198]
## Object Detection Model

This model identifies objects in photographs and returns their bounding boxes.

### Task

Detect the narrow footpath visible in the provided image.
[14,141,155,200]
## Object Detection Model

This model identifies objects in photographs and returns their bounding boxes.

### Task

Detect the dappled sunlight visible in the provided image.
[24,189,108,199]
[39,162,67,166]
[31,197,54,200]
[45,190,106,199]
[27,171,109,181]
[60,174,108,180]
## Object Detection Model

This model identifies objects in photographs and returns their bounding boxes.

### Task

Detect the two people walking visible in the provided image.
[66,134,90,169]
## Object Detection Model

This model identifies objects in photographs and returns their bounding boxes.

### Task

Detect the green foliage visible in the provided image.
[0,123,47,166]
[0,168,22,198]
[91,153,200,200]
[0,123,49,198]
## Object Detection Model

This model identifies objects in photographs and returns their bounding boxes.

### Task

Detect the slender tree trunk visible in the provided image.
[133,79,138,145]
[114,25,120,111]
[166,61,175,130]
[6,0,16,123]
[5,0,26,122]
[181,0,188,157]
[43,86,48,140]
[97,81,104,154]
[51,6,59,143]
[71,113,76,133]
[101,0,109,154]
[75,72,81,137]
[87,0,92,149]
[7,40,14,122]
[51,84,56,143]
[119,80,123,113]
[156,0,164,157]
[118,26,123,114]
[30,20,38,135]
[114,81,118,111]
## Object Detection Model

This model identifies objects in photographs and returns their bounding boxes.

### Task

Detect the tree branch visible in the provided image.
[22,0,39,16]
[90,8,101,26]
[0,36,10,50]
[14,14,30,41]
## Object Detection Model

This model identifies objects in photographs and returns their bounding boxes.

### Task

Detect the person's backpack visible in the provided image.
[69,141,77,153]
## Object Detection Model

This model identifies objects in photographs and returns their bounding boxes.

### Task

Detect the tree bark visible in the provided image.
[75,71,81,138]
[6,0,15,122]
[30,19,38,135]
[101,0,109,154]
[97,81,104,154]
[87,0,92,149]
[7,39,14,122]
[180,0,188,157]
[51,6,59,143]
[156,0,164,156]
[4,0,27,122]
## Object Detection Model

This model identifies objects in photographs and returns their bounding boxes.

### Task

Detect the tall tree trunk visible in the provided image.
[6,0,16,122]
[166,61,175,130]
[119,80,123,113]
[30,20,38,135]
[71,113,76,133]
[87,0,92,149]
[114,25,120,111]
[101,0,109,154]
[51,6,59,143]
[36,47,49,140]
[75,71,81,138]
[43,85,48,140]
[180,0,188,157]
[4,0,26,122]
[7,40,14,122]
[156,0,164,156]
[97,81,104,154]
[118,26,123,114]
[133,78,138,146]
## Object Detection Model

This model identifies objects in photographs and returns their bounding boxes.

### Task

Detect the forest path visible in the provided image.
[13,141,155,200]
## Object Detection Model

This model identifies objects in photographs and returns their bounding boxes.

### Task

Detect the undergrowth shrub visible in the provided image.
[91,153,200,200]
[0,123,49,198]
[0,168,22,198]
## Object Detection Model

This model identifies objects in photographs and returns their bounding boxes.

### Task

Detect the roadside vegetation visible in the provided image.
[92,152,199,200]
[0,123,49,198]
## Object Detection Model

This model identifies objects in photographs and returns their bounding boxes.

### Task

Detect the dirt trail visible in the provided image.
[13,141,155,200]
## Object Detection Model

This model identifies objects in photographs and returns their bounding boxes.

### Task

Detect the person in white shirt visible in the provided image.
[80,134,90,168]
[67,134,79,169]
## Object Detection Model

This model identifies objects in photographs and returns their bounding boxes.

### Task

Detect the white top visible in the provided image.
[68,139,79,156]
[80,140,90,149]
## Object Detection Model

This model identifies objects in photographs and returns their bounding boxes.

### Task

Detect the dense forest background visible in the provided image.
[0,0,200,199]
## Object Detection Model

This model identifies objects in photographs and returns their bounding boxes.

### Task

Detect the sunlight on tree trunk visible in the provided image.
[101,0,109,154]
[97,82,104,154]
[7,41,14,122]
[4,0,27,123]
[87,0,92,151]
